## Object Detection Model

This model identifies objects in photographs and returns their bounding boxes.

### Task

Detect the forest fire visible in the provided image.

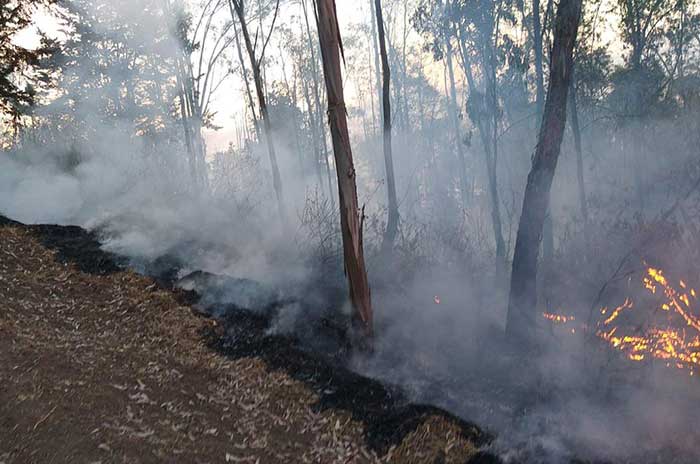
[543,312,575,323]
[5,0,700,458]
[597,266,700,373]
[545,266,700,375]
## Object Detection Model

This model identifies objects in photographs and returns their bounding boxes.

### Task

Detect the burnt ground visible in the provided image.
[0,215,498,464]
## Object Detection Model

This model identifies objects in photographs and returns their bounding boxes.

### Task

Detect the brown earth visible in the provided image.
[0,217,496,464]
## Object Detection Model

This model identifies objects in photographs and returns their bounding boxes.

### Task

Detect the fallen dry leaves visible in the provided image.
[0,220,484,463]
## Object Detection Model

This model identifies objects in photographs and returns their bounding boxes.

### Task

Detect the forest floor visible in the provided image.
[0,215,496,464]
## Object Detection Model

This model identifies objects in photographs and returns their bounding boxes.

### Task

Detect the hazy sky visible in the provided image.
[15,1,622,152]
[15,1,375,152]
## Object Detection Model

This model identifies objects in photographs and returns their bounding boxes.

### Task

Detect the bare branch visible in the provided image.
[259,0,280,62]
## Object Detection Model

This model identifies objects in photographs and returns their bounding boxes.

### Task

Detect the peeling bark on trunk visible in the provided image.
[506,0,582,345]
[374,0,399,253]
[315,0,373,345]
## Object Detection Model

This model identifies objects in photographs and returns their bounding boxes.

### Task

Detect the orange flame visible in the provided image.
[543,265,700,376]
[543,312,575,324]
[595,266,700,374]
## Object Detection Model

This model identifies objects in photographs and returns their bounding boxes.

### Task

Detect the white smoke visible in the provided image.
[3,1,700,463]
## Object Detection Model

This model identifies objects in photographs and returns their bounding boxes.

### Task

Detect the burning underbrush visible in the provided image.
[544,264,700,376]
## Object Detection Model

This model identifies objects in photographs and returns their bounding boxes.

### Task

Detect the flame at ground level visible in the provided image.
[543,312,576,323]
[544,266,700,376]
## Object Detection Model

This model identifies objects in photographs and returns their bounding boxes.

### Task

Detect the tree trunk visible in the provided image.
[677,0,686,81]
[229,0,286,218]
[316,0,373,345]
[569,71,587,225]
[534,0,554,314]
[630,16,646,214]
[533,0,545,118]
[400,3,409,129]
[257,0,269,99]
[302,0,335,206]
[163,0,201,186]
[174,54,198,184]
[456,27,505,275]
[182,52,206,178]
[506,0,582,345]
[279,48,305,176]
[445,35,469,209]
[233,20,261,142]
[486,21,507,280]
[369,0,383,134]
[374,0,399,253]
[301,67,325,188]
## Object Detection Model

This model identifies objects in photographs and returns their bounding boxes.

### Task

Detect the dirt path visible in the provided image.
[0,217,493,464]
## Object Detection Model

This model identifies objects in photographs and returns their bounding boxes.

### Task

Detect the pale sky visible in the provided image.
[14,1,375,152]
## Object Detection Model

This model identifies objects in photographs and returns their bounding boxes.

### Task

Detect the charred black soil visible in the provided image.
[0,215,498,463]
